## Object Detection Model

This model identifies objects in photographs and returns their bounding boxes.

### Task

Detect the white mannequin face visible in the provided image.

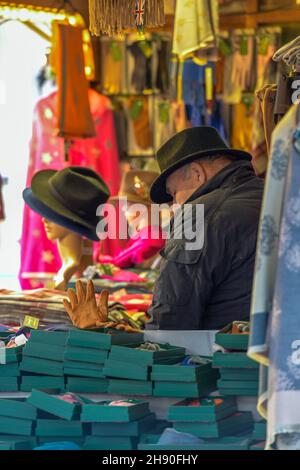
[42,218,70,241]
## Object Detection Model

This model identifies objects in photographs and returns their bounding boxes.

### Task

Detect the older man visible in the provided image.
[147,126,264,330]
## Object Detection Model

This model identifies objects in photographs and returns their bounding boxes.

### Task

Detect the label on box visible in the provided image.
[15,334,28,346]
[23,316,39,329]
[0,340,5,364]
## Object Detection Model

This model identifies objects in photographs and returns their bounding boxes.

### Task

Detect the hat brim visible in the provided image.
[30,169,105,230]
[150,148,252,203]
[109,194,152,206]
[23,188,100,241]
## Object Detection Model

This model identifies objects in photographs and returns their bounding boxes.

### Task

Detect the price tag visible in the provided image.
[23,315,39,329]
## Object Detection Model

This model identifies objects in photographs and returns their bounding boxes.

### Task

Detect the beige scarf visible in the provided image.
[89,0,165,36]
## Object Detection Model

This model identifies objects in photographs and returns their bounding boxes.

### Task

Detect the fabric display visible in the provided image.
[100,40,125,94]
[128,96,153,150]
[249,105,300,450]
[20,88,121,290]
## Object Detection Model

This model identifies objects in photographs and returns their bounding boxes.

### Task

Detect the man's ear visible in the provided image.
[190,161,204,182]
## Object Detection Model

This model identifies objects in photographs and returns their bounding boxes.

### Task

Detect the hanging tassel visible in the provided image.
[89,0,164,36]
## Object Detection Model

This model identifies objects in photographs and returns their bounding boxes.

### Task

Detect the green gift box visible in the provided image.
[64,367,105,379]
[253,420,267,440]
[109,343,186,367]
[66,377,109,394]
[20,376,65,392]
[108,379,153,396]
[37,436,84,446]
[64,360,104,371]
[215,323,249,351]
[220,368,259,381]
[29,331,68,346]
[103,358,149,381]
[138,435,251,451]
[174,411,254,438]
[0,439,33,450]
[91,413,156,437]
[4,346,23,364]
[67,329,143,350]
[23,342,65,362]
[35,419,84,437]
[168,397,237,423]
[0,398,37,421]
[0,363,20,377]
[83,436,138,450]
[0,416,34,436]
[20,357,64,376]
[151,360,213,382]
[64,347,108,365]
[27,389,91,421]
[0,377,19,392]
[0,435,37,447]
[213,352,258,369]
[218,387,258,397]
[217,379,258,390]
[153,378,217,398]
[81,399,150,422]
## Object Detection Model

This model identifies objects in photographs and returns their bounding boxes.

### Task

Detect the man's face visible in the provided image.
[42,218,69,240]
[166,163,206,205]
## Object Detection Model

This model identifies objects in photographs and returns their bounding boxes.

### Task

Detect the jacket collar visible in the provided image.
[185,161,255,203]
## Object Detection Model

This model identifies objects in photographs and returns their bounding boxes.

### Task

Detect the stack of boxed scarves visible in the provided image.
[139,397,254,450]
[103,341,220,398]
[63,330,143,394]
[212,323,259,397]
[0,390,165,450]
[20,331,67,392]
[0,328,24,392]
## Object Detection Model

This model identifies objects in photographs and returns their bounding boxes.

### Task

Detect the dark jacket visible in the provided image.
[147,161,264,330]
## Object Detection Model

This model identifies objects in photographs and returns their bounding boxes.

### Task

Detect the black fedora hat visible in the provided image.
[23,166,110,241]
[150,126,252,203]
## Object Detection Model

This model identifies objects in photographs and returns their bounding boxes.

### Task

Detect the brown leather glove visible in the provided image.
[63,280,109,329]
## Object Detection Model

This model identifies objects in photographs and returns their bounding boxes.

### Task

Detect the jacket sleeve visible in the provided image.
[146,223,235,330]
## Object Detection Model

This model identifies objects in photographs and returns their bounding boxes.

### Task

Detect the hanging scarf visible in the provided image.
[88,0,164,36]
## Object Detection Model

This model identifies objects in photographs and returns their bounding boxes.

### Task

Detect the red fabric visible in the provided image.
[20,88,121,290]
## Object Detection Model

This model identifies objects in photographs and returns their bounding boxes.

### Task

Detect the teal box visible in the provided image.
[20,376,65,392]
[174,411,254,439]
[29,331,68,346]
[0,416,34,436]
[108,379,153,396]
[0,398,37,420]
[0,439,33,450]
[64,367,105,379]
[215,324,249,351]
[109,343,186,366]
[4,346,23,364]
[83,436,138,450]
[0,435,37,447]
[138,436,251,451]
[35,419,84,437]
[103,358,149,381]
[153,379,217,398]
[218,387,258,397]
[168,397,237,423]
[67,329,143,350]
[220,368,259,381]
[253,420,267,440]
[63,360,104,372]
[217,379,258,390]
[91,413,156,437]
[20,357,64,376]
[27,389,91,421]
[151,360,213,382]
[66,377,109,394]
[0,377,19,392]
[37,436,84,446]
[64,347,108,365]
[81,399,150,422]
[0,364,20,377]
[23,342,65,362]
[213,352,258,369]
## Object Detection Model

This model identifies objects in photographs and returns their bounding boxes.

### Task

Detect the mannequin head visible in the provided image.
[42,218,70,241]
